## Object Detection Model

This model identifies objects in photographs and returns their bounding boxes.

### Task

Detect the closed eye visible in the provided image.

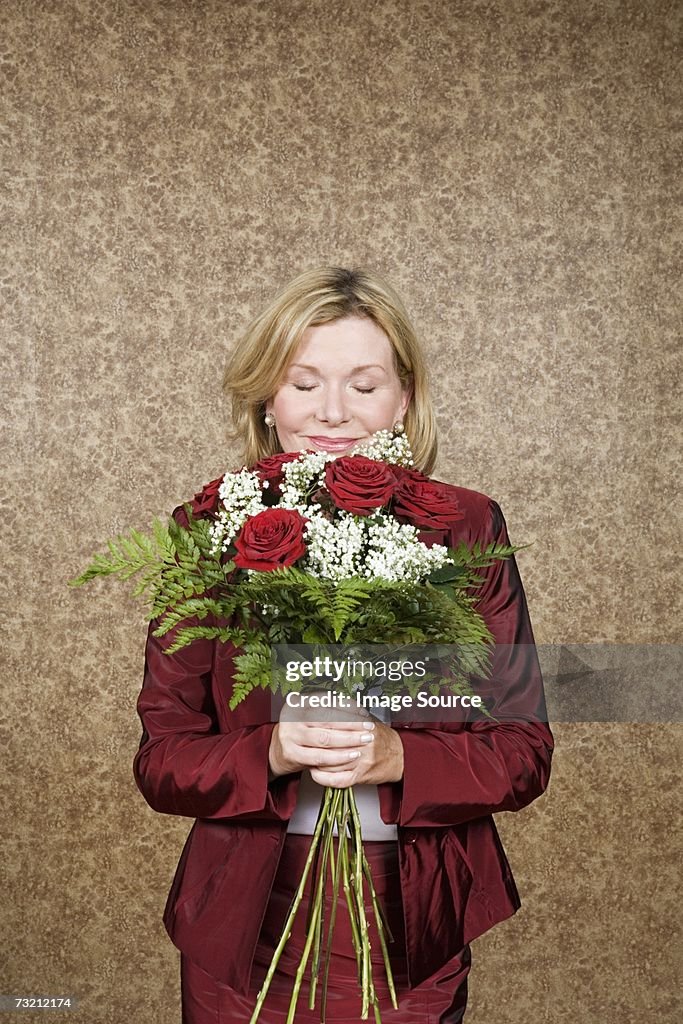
[291,384,376,394]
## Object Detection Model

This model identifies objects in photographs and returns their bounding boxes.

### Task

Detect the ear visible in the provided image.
[399,376,413,417]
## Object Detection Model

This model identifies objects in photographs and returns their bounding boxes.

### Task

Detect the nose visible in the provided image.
[315,383,352,425]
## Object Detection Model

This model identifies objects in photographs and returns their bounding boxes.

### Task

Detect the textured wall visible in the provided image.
[2,0,680,1021]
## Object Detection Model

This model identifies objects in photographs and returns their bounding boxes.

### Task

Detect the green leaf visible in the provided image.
[302,624,328,643]
[427,563,468,584]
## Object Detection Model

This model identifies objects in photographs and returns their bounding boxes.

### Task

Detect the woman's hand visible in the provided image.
[268,710,404,787]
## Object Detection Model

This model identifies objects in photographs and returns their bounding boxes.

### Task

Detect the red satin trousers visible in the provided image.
[181,832,471,1023]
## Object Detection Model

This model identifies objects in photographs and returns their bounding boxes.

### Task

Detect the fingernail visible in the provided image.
[363,721,375,730]
[349,750,361,759]
[361,732,374,743]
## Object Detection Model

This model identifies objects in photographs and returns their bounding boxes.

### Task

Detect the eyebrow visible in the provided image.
[288,363,388,374]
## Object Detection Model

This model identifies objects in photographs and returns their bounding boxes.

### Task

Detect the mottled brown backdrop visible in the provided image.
[2,0,680,1021]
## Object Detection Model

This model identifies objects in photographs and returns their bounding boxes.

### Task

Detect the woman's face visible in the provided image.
[266,316,412,457]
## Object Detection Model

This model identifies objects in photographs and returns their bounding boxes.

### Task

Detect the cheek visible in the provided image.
[363,391,403,425]
[271,391,299,423]
[272,390,314,434]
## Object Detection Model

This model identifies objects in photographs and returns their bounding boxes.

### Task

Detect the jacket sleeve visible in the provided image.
[132,504,301,822]
[377,498,554,828]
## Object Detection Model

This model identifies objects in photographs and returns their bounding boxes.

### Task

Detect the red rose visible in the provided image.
[393,466,427,482]
[393,474,464,530]
[324,456,398,515]
[190,475,224,516]
[233,508,308,571]
[252,452,302,497]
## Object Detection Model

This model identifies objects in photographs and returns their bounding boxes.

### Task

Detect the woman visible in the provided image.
[133,265,554,1022]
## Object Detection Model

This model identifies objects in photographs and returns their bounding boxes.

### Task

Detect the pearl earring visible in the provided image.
[264,412,276,428]
[392,421,405,435]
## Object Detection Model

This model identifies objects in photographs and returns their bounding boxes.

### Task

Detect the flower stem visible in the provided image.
[248,787,333,1024]
[308,787,341,1009]
[361,847,399,1010]
[338,792,362,977]
[320,823,341,1022]
[250,783,397,1024]
[347,788,374,1017]
[287,875,324,1024]
[289,786,342,1023]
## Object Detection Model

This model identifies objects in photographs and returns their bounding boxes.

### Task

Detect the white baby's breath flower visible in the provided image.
[352,429,414,467]
[290,504,453,585]
[301,510,367,580]
[208,468,266,554]
[279,450,331,508]
[362,516,452,583]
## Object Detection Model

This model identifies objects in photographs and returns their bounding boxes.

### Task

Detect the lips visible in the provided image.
[307,436,359,452]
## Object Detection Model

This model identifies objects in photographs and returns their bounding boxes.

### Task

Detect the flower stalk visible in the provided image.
[249,785,398,1024]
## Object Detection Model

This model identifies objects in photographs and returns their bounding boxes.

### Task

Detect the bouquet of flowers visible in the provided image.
[69,430,518,1023]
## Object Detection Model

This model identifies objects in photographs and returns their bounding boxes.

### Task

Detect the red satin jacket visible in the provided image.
[133,480,553,994]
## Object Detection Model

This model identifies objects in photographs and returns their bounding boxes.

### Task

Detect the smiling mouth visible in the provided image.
[306,436,360,451]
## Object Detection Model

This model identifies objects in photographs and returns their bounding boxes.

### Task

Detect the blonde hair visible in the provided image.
[222,265,438,474]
